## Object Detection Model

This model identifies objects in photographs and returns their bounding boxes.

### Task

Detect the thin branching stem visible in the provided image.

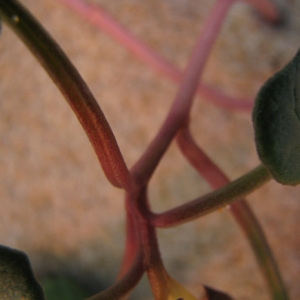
[0,0,289,299]
[0,0,132,190]
[58,0,254,111]
[131,0,235,185]
[176,124,289,300]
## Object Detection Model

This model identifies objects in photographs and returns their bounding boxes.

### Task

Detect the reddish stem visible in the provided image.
[131,0,235,185]
[175,124,288,299]
[86,249,144,300]
[117,203,140,280]
[0,0,133,190]
[58,0,253,111]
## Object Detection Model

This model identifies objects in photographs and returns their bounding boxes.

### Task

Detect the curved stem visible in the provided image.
[0,0,132,190]
[151,164,271,227]
[176,125,289,300]
[230,201,289,300]
[86,250,144,300]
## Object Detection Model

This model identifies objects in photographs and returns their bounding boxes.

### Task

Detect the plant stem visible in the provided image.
[176,125,289,300]
[131,0,235,185]
[0,0,132,190]
[230,202,289,300]
[116,204,140,280]
[58,0,253,111]
[86,249,144,300]
[151,164,271,227]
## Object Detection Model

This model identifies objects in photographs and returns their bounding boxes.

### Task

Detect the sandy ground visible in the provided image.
[0,0,300,299]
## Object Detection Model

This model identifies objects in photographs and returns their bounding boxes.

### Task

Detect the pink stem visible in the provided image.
[131,0,235,184]
[176,125,229,188]
[58,0,253,111]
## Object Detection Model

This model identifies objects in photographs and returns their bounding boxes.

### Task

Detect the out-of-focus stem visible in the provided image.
[176,125,289,300]
[230,201,289,300]
[242,0,282,24]
[58,0,253,111]
[0,0,132,190]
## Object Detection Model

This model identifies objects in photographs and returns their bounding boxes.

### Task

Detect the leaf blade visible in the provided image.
[0,245,45,300]
[253,50,300,185]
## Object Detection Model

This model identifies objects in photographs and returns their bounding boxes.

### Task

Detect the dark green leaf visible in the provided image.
[253,50,300,185]
[0,245,45,299]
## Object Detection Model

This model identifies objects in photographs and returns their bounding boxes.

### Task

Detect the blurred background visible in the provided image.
[0,0,300,299]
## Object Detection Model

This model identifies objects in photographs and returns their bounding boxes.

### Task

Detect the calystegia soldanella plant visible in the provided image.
[0,0,299,299]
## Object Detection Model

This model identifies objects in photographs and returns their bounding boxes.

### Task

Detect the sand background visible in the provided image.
[0,0,300,299]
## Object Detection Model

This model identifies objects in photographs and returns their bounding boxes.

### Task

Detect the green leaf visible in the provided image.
[0,245,45,299]
[253,50,300,185]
